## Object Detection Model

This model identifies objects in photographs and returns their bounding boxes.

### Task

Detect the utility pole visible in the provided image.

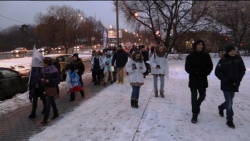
[116,0,119,47]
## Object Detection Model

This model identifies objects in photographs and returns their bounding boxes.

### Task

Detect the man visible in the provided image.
[215,45,246,129]
[51,56,60,98]
[140,45,149,78]
[112,45,128,84]
[185,39,213,124]
[69,53,85,101]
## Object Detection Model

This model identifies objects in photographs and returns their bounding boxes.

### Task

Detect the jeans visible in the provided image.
[45,96,57,115]
[219,91,235,121]
[190,88,206,114]
[153,75,164,91]
[131,86,140,99]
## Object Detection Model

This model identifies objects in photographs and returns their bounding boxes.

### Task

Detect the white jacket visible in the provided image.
[91,56,104,69]
[125,60,146,83]
[150,53,169,77]
[102,56,113,72]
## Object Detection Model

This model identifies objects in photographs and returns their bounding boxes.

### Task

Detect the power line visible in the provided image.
[0,14,27,24]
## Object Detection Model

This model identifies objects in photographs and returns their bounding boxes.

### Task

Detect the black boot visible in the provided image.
[131,99,135,108]
[28,111,36,119]
[191,114,198,124]
[218,106,224,117]
[154,90,158,97]
[41,114,49,124]
[51,109,59,120]
[134,99,139,108]
[226,121,235,129]
[69,93,75,102]
[80,90,84,98]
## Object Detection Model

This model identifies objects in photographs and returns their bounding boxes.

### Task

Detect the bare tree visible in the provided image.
[118,0,217,55]
[215,2,250,51]
[34,5,86,54]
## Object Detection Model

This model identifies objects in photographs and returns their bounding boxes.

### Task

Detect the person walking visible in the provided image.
[103,52,113,86]
[40,58,61,124]
[51,56,61,98]
[215,44,246,129]
[140,45,149,78]
[150,45,169,98]
[112,45,128,84]
[125,51,146,108]
[91,51,104,85]
[69,53,85,101]
[185,39,213,124]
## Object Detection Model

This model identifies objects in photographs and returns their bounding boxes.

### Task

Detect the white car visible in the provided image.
[11,47,28,54]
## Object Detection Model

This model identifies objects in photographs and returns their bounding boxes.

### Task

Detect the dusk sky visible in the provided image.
[0,1,129,31]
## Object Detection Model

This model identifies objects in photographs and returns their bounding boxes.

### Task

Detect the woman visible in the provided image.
[40,58,61,124]
[103,52,113,86]
[150,45,169,98]
[215,45,246,129]
[125,51,146,108]
[91,51,103,85]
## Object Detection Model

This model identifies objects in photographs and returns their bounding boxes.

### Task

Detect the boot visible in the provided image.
[191,114,198,124]
[28,111,36,119]
[103,82,107,86]
[134,99,139,108]
[41,114,49,124]
[131,99,135,108]
[218,106,224,117]
[80,90,84,98]
[69,93,75,102]
[120,79,124,84]
[226,121,235,129]
[51,109,59,120]
[154,90,158,97]
[160,90,165,98]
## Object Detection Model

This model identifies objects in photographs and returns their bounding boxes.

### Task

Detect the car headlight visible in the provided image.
[58,47,61,49]
[15,50,18,52]
[42,49,44,50]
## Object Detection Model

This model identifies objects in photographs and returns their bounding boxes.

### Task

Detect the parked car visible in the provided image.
[56,46,65,51]
[74,45,84,50]
[0,67,29,100]
[11,47,28,54]
[38,47,51,54]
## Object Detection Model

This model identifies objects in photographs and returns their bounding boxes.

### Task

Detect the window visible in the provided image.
[0,69,19,78]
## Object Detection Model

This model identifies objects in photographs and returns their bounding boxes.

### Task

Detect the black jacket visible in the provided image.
[112,49,128,68]
[141,50,149,62]
[69,58,85,76]
[185,43,213,88]
[215,54,246,92]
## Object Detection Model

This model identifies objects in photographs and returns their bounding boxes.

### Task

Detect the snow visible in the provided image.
[1,55,250,141]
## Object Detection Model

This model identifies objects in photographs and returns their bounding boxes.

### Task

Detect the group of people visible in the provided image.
[27,40,246,129]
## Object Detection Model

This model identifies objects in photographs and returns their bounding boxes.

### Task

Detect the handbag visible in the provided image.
[45,87,57,96]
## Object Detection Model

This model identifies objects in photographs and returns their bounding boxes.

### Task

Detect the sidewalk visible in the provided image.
[29,74,250,141]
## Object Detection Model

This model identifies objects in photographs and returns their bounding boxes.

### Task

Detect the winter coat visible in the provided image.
[185,46,213,88]
[102,56,113,73]
[69,58,85,76]
[91,55,104,73]
[150,51,169,76]
[41,65,61,88]
[141,50,149,62]
[215,54,246,92]
[112,49,128,68]
[125,59,146,86]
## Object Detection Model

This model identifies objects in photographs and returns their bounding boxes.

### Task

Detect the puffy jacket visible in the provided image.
[125,59,146,85]
[41,65,61,87]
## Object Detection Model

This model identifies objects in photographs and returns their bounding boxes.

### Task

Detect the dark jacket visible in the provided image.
[112,49,128,68]
[53,60,61,72]
[215,54,246,92]
[141,50,149,62]
[41,65,61,88]
[69,58,85,76]
[185,40,213,88]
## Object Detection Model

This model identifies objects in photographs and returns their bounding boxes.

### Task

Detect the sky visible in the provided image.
[0,53,250,141]
[0,1,128,31]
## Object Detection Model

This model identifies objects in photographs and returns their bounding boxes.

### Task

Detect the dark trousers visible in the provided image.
[219,91,235,121]
[56,84,59,95]
[70,74,84,100]
[190,88,206,114]
[45,96,57,115]
[93,72,101,83]
[131,86,141,99]
[112,67,117,82]
[31,88,46,114]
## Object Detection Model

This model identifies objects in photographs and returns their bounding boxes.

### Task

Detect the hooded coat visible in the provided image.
[69,57,85,76]
[185,39,213,88]
[215,53,246,92]
[112,49,128,68]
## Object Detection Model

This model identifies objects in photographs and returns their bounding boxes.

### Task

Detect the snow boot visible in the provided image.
[226,121,235,129]
[154,90,158,97]
[41,114,49,124]
[80,90,84,98]
[134,99,139,108]
[191,114,198,124]
[160,90,165,98]
[51,109,59,120]
[131,99,135,108]
[218,106,224,117]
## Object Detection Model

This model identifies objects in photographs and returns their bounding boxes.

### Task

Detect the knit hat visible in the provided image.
[225,45,235,54]
[73,53,78,58]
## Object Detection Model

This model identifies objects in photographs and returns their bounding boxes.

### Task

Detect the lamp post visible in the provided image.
[115,0,119,47]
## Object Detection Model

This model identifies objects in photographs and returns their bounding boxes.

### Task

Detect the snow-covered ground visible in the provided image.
[1,55,250,141]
